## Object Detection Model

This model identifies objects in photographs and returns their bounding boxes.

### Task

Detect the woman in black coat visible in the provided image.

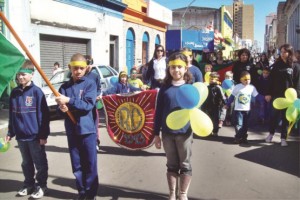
[265,44,300,146]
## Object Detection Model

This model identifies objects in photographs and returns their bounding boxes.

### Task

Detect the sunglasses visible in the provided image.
[156,49,164,52]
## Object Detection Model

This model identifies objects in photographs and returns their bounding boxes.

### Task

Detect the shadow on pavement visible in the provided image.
[235,141,300,178]
[52,176,204,200]
[98,145,165,157]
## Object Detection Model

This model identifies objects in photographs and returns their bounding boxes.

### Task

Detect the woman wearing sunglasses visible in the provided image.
[146,45,168,89]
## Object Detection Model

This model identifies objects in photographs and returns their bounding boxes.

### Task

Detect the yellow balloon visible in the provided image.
[193,82,208,107]
[285,88,297,102]
[273,98,291,109]
[286,106,298,122]
[189,109,213,137]
[204,72,211,84]
[166,109,190,130]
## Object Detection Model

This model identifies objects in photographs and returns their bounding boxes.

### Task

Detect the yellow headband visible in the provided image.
[69,61,87,67]
[169,59,187,67]
[240,75,251,81]
[182,50,192,57]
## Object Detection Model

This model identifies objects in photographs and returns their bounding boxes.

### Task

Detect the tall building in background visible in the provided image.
[225,0,254,41]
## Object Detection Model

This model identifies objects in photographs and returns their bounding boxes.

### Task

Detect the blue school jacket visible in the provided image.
[58,76,97,135]
[8,82,50,140]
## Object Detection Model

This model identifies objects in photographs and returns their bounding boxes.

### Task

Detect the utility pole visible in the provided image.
[180,0,196,48]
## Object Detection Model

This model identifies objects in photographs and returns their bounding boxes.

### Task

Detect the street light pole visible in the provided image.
[180,0,196,48]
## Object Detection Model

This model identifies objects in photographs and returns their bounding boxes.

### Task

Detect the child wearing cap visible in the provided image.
[222,71,235,126]
[6,59,50,199]
[224,71,260,144]
[55,53,98,199]
[128,68,145,89]
[103,71,142,95]
[202,72,226,136]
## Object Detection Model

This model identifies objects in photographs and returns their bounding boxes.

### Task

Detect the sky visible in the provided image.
[154,0,284,50]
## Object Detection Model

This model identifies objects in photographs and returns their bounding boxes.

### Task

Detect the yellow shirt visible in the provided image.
[128,78,143,88]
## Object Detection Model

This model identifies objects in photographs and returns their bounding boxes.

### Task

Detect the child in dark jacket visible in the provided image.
[202,72,226,136]
[55,53,99,199]
[256,67,271,124]
[6,60,50,199]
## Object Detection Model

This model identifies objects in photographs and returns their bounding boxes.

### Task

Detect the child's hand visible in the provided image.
[5,135,11,143]
[59,104,69,112]
[141,85,148,91]
[96,95,102,101]
[154,136,161,149]
[223,105,228,109]
[55,95,70,105]
[40,139,47,145]
[265,95,271,102]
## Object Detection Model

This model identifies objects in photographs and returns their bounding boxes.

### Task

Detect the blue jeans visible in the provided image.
[162,132,193,175]
[18,140,48,188]
[234,110,250,140]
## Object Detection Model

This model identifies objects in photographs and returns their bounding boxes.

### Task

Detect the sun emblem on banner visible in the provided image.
[102,90,158,150]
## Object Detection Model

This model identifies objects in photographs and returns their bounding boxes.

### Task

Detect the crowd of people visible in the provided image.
[4,43,300,200]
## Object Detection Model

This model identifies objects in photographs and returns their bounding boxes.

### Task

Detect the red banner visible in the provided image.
[102,90,158,150]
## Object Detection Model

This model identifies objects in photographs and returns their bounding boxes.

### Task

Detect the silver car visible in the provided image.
[41,65,119,111]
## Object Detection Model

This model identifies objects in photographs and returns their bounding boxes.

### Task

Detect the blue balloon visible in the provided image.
[294,99,300,109]
[176,85,200,109]
[110,76,118,86]
[222,79,233,90]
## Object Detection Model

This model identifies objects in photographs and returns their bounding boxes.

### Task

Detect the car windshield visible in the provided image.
[50,70,71,84]
[97,65,118,78]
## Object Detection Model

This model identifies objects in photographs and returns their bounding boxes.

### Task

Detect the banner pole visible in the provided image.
[0,11,76,124]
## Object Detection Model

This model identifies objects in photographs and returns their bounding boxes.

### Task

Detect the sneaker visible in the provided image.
[212,132,218,136]
[281,139,288,147]
[265,134,273,143]
[218,120,223,128]
[17,186,34,196]
[30,186,48,199]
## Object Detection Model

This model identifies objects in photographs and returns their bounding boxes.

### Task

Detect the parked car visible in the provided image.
[41,65,119,111]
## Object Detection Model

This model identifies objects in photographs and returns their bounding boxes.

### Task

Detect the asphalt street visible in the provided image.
[0,109,299,200]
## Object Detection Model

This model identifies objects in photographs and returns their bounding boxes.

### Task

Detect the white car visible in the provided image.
[41,65,119,111]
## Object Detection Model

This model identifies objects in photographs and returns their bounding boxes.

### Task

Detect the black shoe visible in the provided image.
[233,138,241,144]
[240,138,248,144]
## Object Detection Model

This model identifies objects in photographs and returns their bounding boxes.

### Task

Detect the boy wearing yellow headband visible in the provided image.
[224,71,260,144]
[55,53,99,199]
[6,60,50,199]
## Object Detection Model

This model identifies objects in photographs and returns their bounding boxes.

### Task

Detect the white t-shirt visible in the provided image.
[153,57,167,80]
[232,83,258,111]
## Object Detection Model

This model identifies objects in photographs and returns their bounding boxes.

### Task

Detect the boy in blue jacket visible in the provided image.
[55,53,98,200]
[6,60,50,199]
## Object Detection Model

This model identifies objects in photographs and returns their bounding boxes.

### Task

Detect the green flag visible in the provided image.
[0,33,25,97]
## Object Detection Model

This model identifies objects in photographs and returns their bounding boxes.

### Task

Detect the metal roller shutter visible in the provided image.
[40,34,88,78]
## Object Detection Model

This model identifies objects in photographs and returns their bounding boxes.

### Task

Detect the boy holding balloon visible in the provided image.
[154,52,194,200]
[6,60,50,199]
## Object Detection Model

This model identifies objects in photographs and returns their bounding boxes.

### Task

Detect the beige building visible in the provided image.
[225,0,254,41]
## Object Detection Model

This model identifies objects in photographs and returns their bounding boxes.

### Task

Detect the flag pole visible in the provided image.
[0,11,76,124]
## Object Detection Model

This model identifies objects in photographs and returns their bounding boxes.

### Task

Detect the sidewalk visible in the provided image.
[0,109,9,136]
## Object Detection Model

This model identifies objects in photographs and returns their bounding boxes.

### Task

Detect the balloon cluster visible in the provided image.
[273,88,300,135]
[0,138,10,153]
[221,79,234,97]
[166,82,213,137]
